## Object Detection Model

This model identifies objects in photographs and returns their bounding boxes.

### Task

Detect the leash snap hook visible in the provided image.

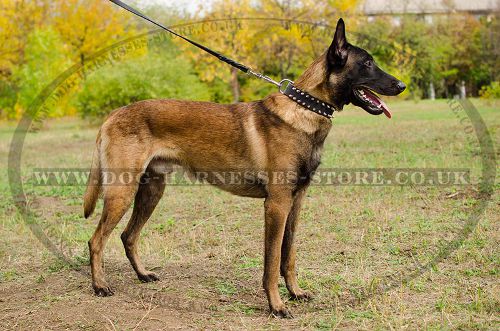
[278,79,294,94]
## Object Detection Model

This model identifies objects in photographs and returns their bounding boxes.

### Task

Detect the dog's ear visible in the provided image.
[328,18,348,68]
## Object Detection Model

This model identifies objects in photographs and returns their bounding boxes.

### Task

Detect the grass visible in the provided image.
[0,98,498,329]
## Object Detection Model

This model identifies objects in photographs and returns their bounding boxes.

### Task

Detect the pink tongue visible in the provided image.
[380,100,392,119]
[363,89,392,119]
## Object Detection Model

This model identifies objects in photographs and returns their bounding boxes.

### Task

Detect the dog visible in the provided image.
[83,18,405,318]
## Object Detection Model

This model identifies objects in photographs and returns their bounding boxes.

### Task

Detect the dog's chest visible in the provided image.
[294,133,326,191]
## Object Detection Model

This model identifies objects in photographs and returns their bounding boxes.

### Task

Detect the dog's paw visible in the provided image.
[138,272,160,283]
[270,305,294,319]
[290,290,314,302]
[93,285,114,297]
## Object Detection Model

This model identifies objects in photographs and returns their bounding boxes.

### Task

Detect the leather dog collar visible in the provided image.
[280,80,336,119]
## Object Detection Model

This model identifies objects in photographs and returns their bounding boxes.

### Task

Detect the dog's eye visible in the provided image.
[364,60,372,68]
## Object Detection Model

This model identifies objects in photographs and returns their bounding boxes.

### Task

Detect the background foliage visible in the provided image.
[76,48,211,119]
[0,0,498,119]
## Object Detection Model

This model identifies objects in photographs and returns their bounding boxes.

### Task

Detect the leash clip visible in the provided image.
[247,70,281,87]
[278,79,294,94]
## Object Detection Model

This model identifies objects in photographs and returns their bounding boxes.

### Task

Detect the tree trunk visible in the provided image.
[428,81,435,100]
[230,67,240,103]
[459,80,466,99]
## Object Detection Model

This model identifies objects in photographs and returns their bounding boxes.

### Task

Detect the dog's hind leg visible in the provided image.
[89,185,137,296]
[280,189,313,301]
[88,137,149,296]
[121,170,166,283]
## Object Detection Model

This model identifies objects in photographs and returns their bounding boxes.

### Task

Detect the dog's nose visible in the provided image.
[396,81,406,92]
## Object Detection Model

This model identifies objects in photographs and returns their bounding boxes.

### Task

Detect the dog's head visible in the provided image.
[326,19,406,118]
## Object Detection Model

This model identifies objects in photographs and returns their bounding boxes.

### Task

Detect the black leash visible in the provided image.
[109,0,336,119]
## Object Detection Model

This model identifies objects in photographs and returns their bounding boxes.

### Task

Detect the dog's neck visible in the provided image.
[262,52,339,134]
[295,52,349,109]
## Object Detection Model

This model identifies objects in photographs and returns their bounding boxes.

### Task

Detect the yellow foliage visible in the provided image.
[52,0,140,64]
[0,0,140,75]
[0,0,50,75]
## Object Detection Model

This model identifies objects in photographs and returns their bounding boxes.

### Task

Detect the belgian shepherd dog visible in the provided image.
[84,18,405,317]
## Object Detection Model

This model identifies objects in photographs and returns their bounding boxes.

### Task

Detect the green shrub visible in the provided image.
[0,79,17,119]
[479,81,500,99]
[76,52,211,118]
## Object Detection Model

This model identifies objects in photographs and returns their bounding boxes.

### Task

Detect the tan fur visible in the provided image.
[83,132,102,218]
[244,112,268,169]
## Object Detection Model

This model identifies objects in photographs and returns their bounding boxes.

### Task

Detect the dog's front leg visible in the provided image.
[263,188,294,318]
[280,189,314,301]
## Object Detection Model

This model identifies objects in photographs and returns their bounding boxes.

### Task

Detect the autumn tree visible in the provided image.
[173,0,255,103]
[0,0,140,118]
[0,0,53,78]
[52,0,139,65]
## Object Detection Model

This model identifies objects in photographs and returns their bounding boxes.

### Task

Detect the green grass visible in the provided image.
[0,99,498,329]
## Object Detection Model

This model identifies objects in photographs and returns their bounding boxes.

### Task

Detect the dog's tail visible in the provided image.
[83,132,102,218]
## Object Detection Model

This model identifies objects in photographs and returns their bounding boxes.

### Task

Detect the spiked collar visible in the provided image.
[279,80,337,119]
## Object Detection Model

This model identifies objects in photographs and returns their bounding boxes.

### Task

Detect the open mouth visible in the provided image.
[353,87,392,119]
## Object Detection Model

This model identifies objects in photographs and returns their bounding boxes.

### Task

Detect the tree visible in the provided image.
[175,0,255,103]
[0,0,51,78]
[0,0,140,118]
[52,0,139,65]
[13,27,71,118]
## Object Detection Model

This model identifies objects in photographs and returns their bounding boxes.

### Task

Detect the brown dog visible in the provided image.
[84,18,405,317]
